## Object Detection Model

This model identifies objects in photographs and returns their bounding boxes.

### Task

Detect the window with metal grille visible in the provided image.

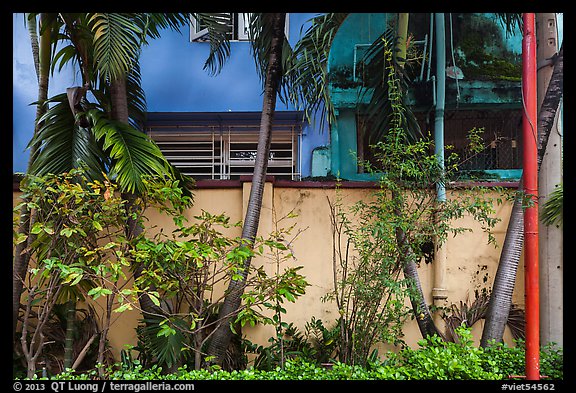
[145,112,303,180]
[356,108,522,176]
[441,109,522,172]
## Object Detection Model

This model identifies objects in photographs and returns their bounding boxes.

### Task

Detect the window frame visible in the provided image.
[190,13,290,42]
[146,112,303,181]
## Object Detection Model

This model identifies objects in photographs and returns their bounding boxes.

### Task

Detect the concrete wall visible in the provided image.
[13,180,524,360]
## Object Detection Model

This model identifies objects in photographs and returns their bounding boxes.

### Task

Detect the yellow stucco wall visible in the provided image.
[13,181,524,361]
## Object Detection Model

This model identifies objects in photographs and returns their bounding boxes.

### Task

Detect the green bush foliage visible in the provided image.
[35,327,562,381]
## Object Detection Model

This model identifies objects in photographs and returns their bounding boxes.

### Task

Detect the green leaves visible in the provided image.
[28,93,106,181]
[87,286,113,300]
[89,13,143,82]
[87,109,174,194]
[284,13,349,128]
[192,13,233,76]
[541,183,563,227]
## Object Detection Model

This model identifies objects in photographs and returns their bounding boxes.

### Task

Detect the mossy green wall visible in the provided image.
[326,13,523,181]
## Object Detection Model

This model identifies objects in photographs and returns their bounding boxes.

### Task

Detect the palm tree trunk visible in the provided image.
[393,195,441,338]
[207,13,286,367]
[108,76,166,320]
[480,43,562,347]
[13,13,51,342]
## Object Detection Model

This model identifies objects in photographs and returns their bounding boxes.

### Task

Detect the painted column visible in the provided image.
[432,13,448,306]
[522,12,540,381]
[536,13,563,348]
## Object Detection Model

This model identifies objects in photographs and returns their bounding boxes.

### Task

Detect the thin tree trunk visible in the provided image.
[97,295,114,378]
[13,13,51,342]
[207,13,286,367]
[393,194,441,338]
[481,43,562,347]
[63,300,76,369]
[71,333,97,371]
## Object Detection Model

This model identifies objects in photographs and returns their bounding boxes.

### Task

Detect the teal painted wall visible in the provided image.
[326,13,524,181]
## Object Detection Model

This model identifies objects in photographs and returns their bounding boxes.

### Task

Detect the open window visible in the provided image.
[190,13,289,42]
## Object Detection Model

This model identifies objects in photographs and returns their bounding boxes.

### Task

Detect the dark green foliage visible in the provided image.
[540,183,562,228]
[136,317,192,370]
[249,317,340,370]
[38,326,563,380]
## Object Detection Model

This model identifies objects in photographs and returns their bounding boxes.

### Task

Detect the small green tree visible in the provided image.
[322,42,509,366]
[14,169,130,378]
[132,197,309,371]
[326,187,412,366]
[13,169,186,378]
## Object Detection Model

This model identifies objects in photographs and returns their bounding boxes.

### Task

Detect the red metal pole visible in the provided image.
[522,12,540,381]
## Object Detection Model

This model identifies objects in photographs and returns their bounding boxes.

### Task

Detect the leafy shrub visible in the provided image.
[481,339,563,380]
[35,327,563,380]
[391,327,502,380]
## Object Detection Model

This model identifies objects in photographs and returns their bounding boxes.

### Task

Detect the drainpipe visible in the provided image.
[432,13,448,306]
[522,12,540,381]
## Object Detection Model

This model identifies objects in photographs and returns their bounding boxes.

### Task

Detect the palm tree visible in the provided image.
[13,13,192,348]
[481,42,563,346]
[206,12,288,367]
[13,13,59,342]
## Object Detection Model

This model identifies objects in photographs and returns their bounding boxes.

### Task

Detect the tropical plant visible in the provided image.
[206,12,290,367]
[481,40,563,346]
[540,182,562,227]
[326,185,413,366]
[130,192,309,372]
[328,40,510,358]
[39,303,108,376]
[14,170,132,378]
[13,14,193,353]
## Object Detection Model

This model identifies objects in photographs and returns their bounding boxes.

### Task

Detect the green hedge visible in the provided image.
[40,334,563,381]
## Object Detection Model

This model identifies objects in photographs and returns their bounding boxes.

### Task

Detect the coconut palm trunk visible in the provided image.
[13,13,53,342]
[481,43,562,347]
[207,13,286,367]
[108,76,166,320]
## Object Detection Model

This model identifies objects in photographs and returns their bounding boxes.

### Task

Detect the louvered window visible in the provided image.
[146,112,303,180]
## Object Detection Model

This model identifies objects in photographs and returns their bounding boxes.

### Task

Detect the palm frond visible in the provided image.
[494,13,523,37]
[246,13,291,85]
[137,317,191,369]
[86,109,174,194]
[28,93,106,180]
[134,13,189,41]
[541,183,563,227]
[284,13,349,129]
[192,13,233,76]
[125,60,147,129]
[359,30,424,144]
[56,13,96,84]
[88,13,143,82]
